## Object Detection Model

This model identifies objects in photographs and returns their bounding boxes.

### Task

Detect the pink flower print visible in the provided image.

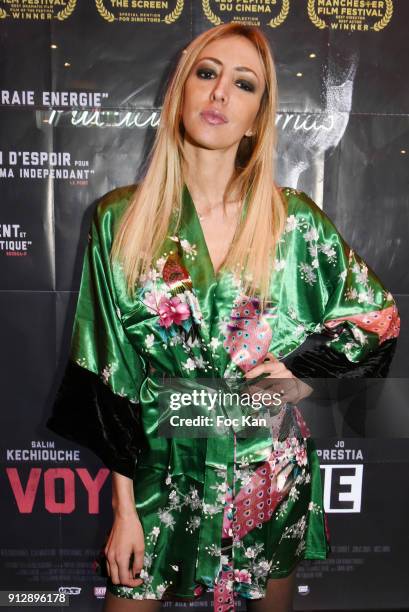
[143,289,168,313]
[234,568,252,584]
[157,295,190,328]
[294,443,308,467]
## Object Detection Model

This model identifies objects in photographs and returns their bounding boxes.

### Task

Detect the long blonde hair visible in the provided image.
[111,22,287,307]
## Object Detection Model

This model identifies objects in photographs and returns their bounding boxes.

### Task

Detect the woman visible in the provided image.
[47,23,400,612]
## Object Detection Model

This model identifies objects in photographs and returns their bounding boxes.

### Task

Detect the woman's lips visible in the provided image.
[200,110,228,125]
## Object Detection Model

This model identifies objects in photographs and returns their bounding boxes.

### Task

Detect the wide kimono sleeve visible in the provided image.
[46,195,148,478]
[282,191,400,383]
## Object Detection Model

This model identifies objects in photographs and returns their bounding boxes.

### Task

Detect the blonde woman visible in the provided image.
[47,23,400,612]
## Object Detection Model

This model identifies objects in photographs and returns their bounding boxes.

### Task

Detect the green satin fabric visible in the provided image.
[70,184,398,600]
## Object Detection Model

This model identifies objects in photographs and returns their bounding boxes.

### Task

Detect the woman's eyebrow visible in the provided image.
[196,56,260,82]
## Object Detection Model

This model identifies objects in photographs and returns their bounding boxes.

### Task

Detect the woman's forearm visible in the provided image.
[111,471,137,518]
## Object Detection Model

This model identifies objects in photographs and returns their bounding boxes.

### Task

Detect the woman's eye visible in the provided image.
[196,68,215,79]
[237,80,255,93]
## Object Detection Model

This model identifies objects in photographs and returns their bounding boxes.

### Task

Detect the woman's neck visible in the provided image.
[182,140,240,208]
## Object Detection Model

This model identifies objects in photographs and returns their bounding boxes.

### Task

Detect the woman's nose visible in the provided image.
[210,77,228,103]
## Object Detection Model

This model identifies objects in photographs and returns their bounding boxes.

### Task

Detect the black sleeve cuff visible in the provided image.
[282,334,398,401]
[46,360,146,479]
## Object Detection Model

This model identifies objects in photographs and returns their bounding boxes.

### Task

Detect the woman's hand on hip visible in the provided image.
[244,352,313,404]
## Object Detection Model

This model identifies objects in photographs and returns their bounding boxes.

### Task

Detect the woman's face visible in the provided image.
[181,35,266,151]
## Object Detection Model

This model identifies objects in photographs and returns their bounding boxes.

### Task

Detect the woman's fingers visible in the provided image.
[131,548,145,585]
[242,352,314,405]
[244,360,292,380]
[244,352,276,379]
[104,516,145,588]
[243,351,295,409]
[265,352,279,362]
[275,378,314,404]
[106,549,144,587]
[104,534,112,579]
[245,362,282,379]
[119,550,143,586]
[106,551,119,584]
[279,381,300,404]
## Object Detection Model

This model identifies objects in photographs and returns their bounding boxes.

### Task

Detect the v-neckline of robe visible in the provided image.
[176,183,251,352]
[182,183,222,282]
[181,182,249,282]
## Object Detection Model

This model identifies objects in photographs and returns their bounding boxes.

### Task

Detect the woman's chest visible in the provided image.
[198,204,241,275]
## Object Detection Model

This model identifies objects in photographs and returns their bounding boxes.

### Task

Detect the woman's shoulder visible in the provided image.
[278,185,328,227]
[90,184,139,243]
[95,183,138,220]
[84,184,139,249]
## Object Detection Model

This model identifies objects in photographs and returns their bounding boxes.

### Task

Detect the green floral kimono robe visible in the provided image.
[47,184,400,611]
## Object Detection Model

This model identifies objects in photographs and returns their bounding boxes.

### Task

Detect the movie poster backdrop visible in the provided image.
[0,1,408,610]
